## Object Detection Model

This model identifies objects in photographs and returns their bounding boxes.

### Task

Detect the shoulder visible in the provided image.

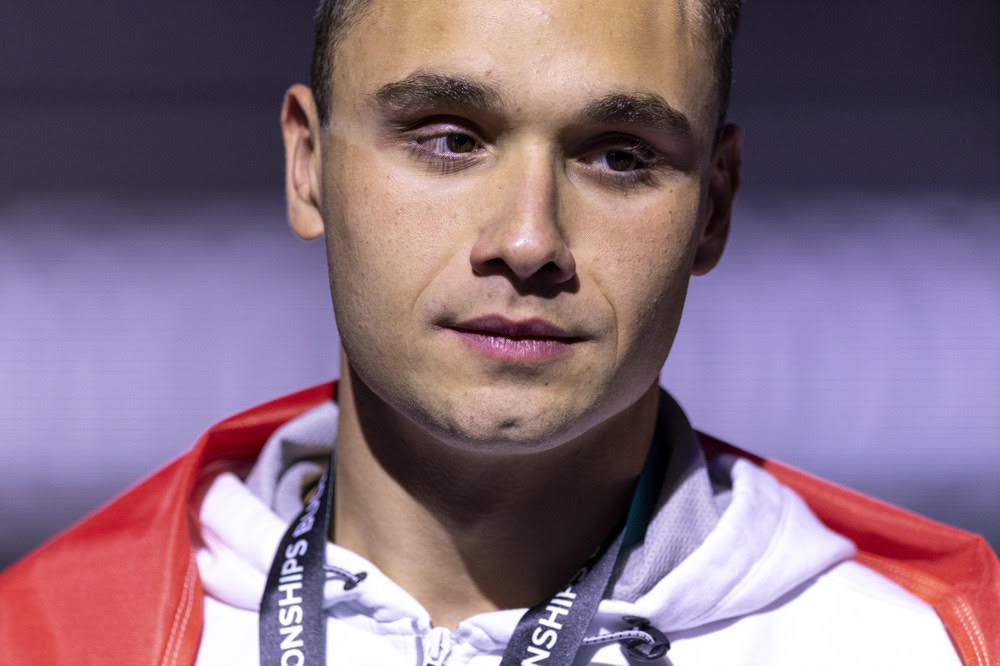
[0,453,203,664]
[790,560,961,663]
[0,383,334,664]
[671,559,963,665]
[697,431,1000,665]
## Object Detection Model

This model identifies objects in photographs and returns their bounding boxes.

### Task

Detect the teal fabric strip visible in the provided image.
[622,417,669,551]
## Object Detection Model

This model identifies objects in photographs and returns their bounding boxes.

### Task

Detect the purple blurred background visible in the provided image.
[1,1,998,568]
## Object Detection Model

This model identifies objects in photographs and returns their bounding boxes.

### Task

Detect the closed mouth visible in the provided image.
[444,315,585,361]
[447,315,582,342]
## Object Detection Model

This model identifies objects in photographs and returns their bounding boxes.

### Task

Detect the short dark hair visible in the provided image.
[698,0,742,132]
[310,0,372,128]
[310,0,742,132]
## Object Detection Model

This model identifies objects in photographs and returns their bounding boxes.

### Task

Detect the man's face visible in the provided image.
[308,0,735,450]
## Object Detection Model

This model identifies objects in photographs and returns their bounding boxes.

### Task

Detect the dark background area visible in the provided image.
[1,2,997,567]
[1,1,997,196]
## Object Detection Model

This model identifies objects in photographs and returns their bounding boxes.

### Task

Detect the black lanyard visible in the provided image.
[259,429,666,666]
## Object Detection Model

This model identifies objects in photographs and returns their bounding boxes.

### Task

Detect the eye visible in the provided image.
[577,137,664,189]
[399,121,488,174]
[414,131,483,155]
[585,144,656,173]
[603,149,643,172]
[445,133,477,154]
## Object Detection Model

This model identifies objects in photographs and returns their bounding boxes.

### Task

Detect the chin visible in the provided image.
[412,386,602,455]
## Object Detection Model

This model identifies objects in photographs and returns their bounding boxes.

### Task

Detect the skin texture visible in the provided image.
[281,0,741,629]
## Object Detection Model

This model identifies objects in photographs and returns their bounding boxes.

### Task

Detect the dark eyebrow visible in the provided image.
[371,76,692,140]
[579,93,692,136]
[372,73,505,115]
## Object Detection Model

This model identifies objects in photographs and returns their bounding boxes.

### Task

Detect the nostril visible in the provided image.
[471,246,575,284]
[539,258,575,284]
[469,209,575,284]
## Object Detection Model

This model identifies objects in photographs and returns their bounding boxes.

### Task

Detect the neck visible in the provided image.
[331,363,660,630]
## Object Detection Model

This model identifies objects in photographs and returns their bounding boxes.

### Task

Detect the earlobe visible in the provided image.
[692,123,742,276]
[281,84,326,241]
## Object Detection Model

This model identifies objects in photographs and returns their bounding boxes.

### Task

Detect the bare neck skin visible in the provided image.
[330,359,661,630]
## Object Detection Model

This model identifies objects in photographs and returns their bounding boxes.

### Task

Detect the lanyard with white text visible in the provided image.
[259,426,667,666]
[259,465,334,666]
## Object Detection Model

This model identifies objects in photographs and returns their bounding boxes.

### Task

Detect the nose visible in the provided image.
[469,147,576,286]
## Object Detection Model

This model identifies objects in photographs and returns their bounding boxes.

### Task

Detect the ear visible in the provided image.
[281,84,325,240]
[692,123,742,276]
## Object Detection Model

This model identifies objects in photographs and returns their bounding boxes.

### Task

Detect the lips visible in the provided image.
[445,315,583,362]
[450,316,578,340]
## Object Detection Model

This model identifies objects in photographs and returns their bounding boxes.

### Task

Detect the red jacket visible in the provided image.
[1,383,997,664]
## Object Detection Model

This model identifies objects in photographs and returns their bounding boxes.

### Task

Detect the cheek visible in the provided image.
[322,148,466,337]
[582,188,703,363]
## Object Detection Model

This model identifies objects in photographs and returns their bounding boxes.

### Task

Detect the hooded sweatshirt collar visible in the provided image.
[193,390,854,646]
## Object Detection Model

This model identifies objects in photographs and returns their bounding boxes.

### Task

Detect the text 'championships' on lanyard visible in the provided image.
[259,431,667,666]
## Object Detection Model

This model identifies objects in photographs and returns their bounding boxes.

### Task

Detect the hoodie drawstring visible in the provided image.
[322,563,669,662]
[324,564,368,590]
[582,615,670,662]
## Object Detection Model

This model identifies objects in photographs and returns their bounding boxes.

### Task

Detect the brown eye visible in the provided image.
[606,150,639,171]
[445,133,476,153]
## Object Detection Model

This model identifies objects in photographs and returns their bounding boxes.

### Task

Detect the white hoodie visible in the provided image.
[192,394,960,665]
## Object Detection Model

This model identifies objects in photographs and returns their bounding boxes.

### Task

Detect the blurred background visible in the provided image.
[1,1,997,568]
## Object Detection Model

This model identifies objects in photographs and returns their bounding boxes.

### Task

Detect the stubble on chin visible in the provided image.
[395,379,606,454]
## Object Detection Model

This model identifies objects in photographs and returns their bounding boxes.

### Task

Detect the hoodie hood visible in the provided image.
[607,452,854,632]
[193,391,855,654]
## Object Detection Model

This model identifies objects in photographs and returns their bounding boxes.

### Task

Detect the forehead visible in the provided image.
[332,0,716,137]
